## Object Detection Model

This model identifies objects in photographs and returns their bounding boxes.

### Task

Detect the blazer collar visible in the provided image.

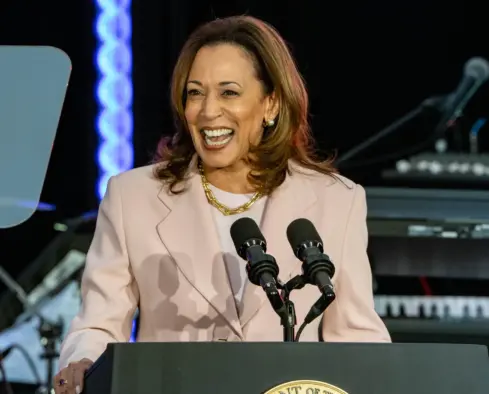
[156,158,319,337]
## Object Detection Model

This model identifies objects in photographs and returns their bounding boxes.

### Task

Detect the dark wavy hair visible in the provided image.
[154,15,337,194]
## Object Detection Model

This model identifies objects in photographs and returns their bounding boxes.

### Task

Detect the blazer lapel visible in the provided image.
[156,167,243,339]
[239,166,318,328]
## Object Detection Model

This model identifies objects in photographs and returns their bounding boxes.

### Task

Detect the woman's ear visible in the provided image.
[264,91,280,123]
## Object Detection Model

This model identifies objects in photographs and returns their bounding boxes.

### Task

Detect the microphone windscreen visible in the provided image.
[230,217,266,255]
[286,218,322,254]
[464,57,489,81]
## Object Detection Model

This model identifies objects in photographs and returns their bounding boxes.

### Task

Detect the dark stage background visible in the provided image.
[1,0,488,296]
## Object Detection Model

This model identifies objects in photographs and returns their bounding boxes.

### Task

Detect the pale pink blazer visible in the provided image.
[58,161,390,368]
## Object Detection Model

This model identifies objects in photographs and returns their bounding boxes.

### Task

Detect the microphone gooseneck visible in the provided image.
[230,217,286,318]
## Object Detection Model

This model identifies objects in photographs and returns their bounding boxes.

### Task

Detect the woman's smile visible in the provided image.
[200,127,235,150]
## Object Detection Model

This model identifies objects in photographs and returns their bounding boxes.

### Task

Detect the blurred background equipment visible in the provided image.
[0,44,72,394]
[1,0,489,392]
[0,212,94,392]
[366,185,489,345]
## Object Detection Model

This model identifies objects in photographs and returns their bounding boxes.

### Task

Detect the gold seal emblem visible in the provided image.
[264,379,348,394]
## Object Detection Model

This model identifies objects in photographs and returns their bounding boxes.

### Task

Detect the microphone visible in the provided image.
[436,57,489,134]
[287,218,336,323]
[230,217,286,318]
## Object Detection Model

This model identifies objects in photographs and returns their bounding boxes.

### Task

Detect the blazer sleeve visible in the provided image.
[58,176,139,369]
[321,184,391,342]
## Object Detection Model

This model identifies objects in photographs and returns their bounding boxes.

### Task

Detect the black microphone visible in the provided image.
[287,218,336,323]
[230,217,286,317]
[436,57,489,134]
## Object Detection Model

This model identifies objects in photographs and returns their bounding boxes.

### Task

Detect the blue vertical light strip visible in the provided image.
[94,0,136,342]
[94,0,134,201]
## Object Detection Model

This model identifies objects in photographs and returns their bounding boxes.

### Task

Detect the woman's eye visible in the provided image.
[187,89,201,96]
[222,90,238,96]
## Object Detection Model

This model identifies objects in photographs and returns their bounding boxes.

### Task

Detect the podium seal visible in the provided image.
[265,379,348,394]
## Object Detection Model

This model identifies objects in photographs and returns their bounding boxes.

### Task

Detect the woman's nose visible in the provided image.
[200,95,222,119]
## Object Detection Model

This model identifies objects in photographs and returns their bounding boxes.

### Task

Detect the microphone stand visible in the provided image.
[278,275,307,342]
[336,95,447,165]
[37,317,63,394]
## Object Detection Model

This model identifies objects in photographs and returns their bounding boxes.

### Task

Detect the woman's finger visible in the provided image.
[53,359,94,394]
[53,372,63,394]
[72,363,91,393]
[55,367,73,394]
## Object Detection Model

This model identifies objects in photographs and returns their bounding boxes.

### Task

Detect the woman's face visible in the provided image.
[184,43,276,170]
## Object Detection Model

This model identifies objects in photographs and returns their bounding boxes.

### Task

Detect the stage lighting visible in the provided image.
[94,0,136,341]
[94,0,133,201]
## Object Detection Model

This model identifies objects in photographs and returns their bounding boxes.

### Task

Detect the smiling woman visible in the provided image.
[54,15,390,394]
[184,43,279,193]
[155,15,336,196]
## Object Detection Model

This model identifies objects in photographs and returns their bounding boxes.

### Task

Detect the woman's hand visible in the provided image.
[54,358,93,394]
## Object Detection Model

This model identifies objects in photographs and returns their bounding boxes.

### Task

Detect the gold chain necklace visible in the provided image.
[198,162,262,216]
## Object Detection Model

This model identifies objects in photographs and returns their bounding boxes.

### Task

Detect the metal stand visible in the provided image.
[35,317,63,394]
[278,275,307,342]
[336,95,447,165]
[0,264,71,393]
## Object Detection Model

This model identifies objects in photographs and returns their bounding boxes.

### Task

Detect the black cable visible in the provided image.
[294,293,335,342]
[295,321,308,342]
[9,344,42,386]
[0,358,14,394]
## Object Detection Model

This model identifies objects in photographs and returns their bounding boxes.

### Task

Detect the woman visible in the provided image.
[54,15,390,394]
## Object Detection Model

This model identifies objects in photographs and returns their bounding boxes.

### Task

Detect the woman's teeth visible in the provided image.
[205,135,233,146]
[202,128,234,147]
